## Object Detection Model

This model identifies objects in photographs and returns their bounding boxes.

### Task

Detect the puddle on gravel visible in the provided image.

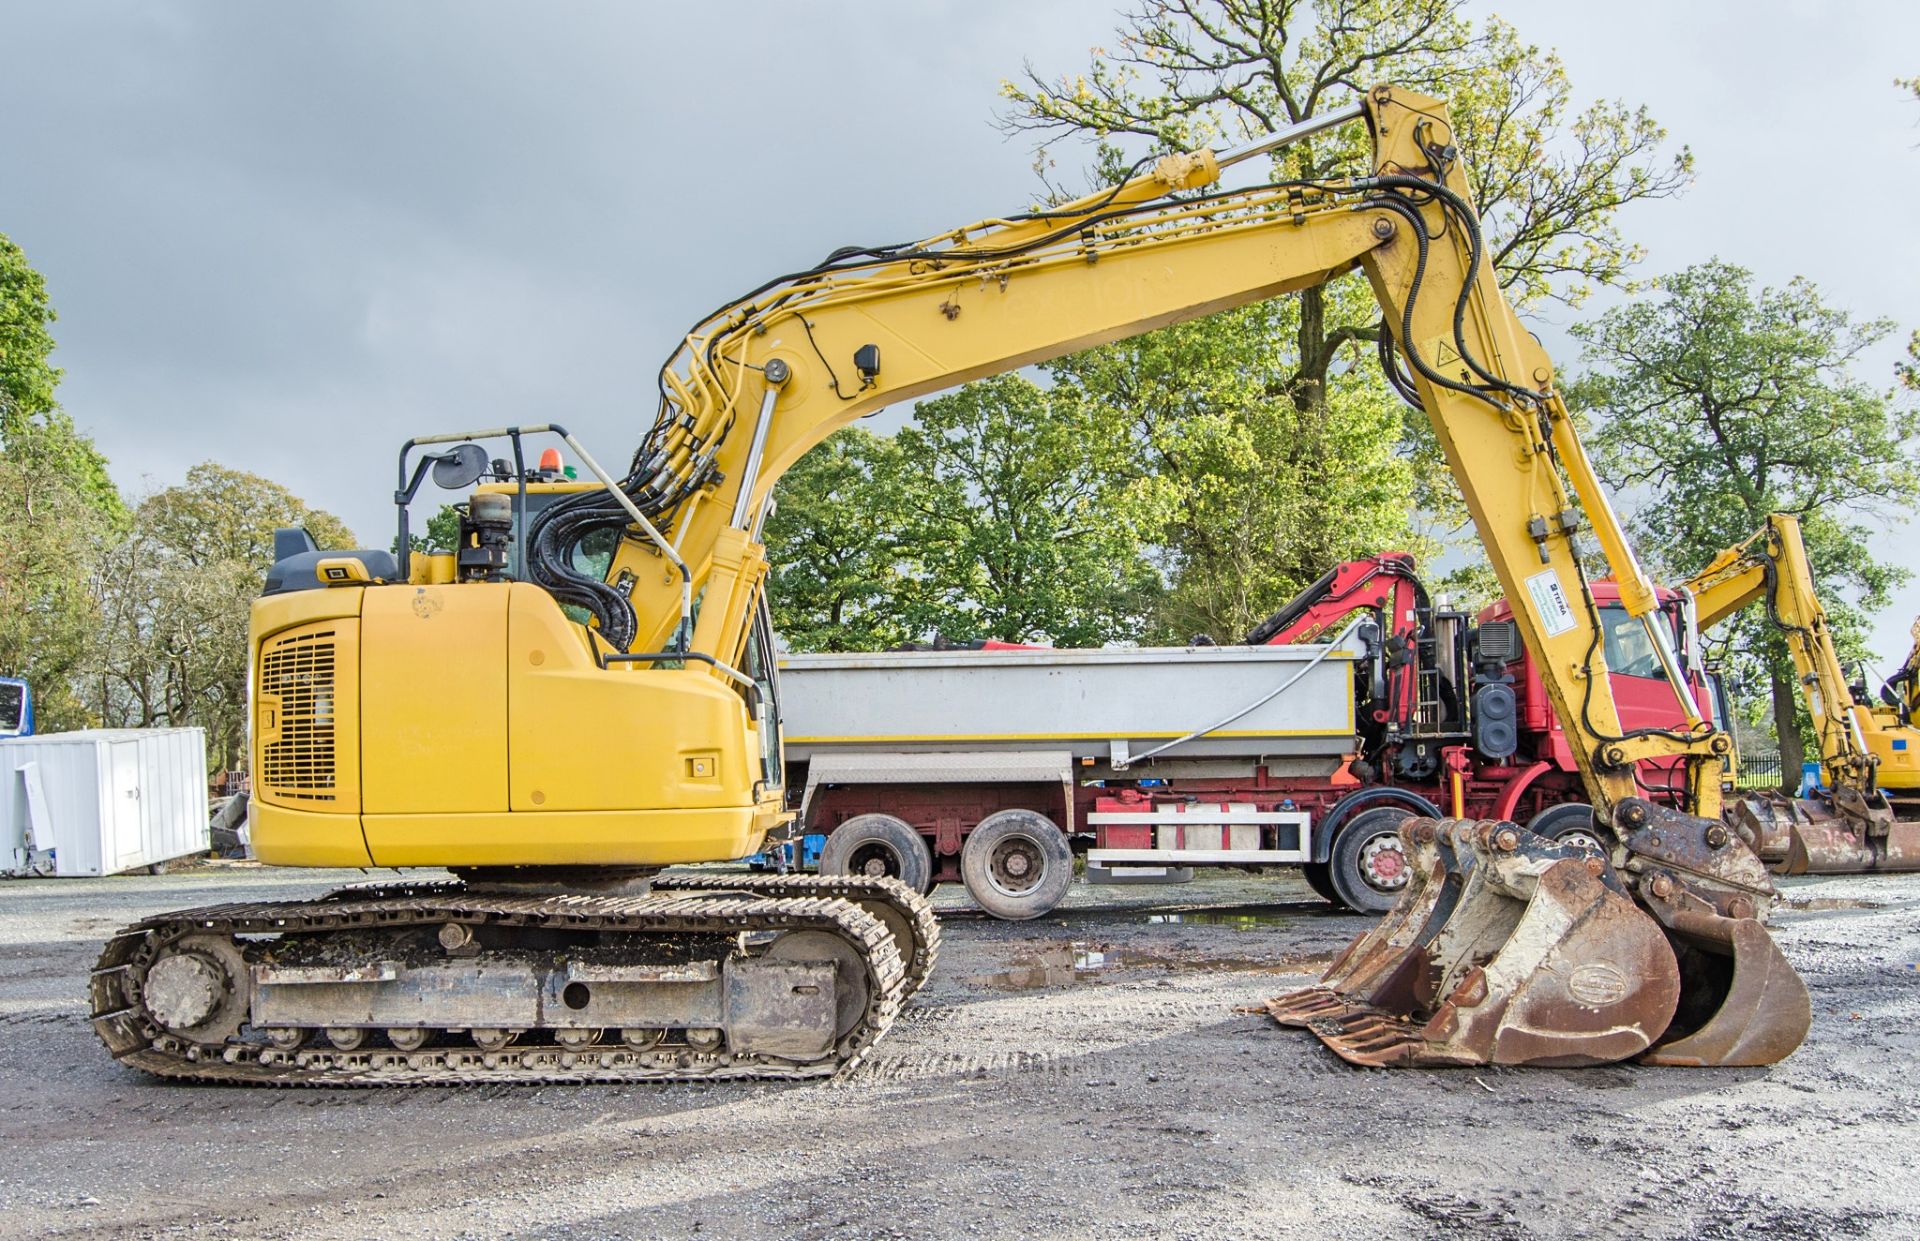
[1782,896,1886,911]
[1142,906,1297,929]
[966,941,1332,991]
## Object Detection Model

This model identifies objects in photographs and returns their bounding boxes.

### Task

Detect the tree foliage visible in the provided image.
[763,429,912,652]
[1051,299,1416,640]
[766,377,1176,649]
[1001,1,1690,387]
[0,232,126,730]
[88,464,354,772]
[998,0,1691,568]
[1569,259,1919,782]
[894,376,1174,646]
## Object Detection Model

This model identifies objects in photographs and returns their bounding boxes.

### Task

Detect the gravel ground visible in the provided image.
[0,862,1915,1240]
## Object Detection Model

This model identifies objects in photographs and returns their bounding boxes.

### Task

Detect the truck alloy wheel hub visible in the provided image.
[1360,836,1409,890]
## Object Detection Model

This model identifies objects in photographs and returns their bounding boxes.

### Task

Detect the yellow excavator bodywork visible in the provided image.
[1685,514,1920,871]
[96,86,1812,1084]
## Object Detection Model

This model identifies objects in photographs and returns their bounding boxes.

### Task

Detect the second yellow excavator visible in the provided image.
[1686,515,1920,872]
[92,85,1811,1082]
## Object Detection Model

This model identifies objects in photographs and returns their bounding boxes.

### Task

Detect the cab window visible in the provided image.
[1598,604,1664,679]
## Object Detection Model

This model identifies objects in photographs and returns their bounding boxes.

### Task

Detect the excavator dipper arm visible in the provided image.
[1689,515,1920,872]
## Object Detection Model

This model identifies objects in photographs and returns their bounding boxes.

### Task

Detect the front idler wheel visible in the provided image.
[764,929,870,1040]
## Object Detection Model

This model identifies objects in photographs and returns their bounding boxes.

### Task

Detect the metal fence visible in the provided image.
[1733,751,1783,790]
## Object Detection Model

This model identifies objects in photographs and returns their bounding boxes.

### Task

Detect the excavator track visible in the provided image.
[650,871,941,996]
[89,891,905,1086]
[313,871,942,997]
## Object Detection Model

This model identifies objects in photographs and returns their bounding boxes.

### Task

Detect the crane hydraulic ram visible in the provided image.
[93,85,1807,1083]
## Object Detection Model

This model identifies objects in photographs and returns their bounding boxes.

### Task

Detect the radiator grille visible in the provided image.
[260,629,337,800]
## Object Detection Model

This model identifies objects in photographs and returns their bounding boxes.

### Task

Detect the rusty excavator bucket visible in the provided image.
[1270,799,1810,1069]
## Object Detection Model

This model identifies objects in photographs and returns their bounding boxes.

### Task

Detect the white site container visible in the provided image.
[1,728,209,877]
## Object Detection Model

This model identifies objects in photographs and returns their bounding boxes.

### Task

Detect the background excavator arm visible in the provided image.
[1684,513,1877,792]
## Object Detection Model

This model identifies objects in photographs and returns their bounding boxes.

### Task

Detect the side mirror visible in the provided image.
[431,443,489,491]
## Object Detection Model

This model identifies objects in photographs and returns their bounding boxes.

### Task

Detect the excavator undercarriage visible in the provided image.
[91,874,937,1084]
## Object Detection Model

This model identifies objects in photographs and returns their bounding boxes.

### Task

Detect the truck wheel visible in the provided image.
[1300,862,1341,906]
[1328,807,1415,915]
[960,810,1073,921]
[1527,803,1604,854]
[819,814,933,893]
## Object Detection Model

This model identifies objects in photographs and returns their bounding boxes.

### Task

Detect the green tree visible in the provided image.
[1569,259,1920,785]
[90,463,353,771]
[762,428,913,652]
[394,502,463,554]
[1050,298,1416,640]
[0,232,126,730]
[1001,1,1688,387]
[892,375,1174,646]
[1000,1,1691,574]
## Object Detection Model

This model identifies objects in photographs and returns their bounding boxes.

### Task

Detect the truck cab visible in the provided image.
[1481,580,1726,796]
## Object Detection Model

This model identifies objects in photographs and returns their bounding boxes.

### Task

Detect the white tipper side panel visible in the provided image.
[0,729,208,877]
[778,644,1357,763]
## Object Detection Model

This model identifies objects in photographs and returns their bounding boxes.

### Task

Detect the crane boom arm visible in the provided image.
[560,85,1721,822]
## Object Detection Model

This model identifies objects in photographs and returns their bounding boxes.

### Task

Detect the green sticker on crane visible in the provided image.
[1526,568,1577,638]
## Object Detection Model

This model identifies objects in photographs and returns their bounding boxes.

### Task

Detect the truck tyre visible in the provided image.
[819,814,934,894]
[960,809,1073,921]
[1300,862,1341,906]
[1526,803,1604,854]
[1327,806,1416,915]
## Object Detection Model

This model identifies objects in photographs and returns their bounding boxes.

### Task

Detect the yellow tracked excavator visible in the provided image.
[1686,514,1920,872]
[92,84,1810,1083]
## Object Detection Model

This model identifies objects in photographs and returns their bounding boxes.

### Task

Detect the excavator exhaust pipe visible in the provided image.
[1270,800,1810,1069]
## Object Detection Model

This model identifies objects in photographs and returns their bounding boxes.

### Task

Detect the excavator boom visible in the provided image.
[96,85,1809,1084]
[1689,514,1920,872]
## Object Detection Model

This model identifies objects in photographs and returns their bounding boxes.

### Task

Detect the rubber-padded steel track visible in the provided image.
[90,891,904,1086]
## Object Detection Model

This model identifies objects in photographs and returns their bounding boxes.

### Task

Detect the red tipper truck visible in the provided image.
[776,557,1727,919]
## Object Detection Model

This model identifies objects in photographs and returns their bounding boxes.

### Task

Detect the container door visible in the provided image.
[107,741,145,872]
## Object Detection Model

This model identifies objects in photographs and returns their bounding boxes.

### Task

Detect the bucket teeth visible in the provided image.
[1271,815,1700,1068]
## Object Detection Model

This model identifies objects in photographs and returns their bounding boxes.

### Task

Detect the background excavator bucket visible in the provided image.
[1271,819,1683,1067]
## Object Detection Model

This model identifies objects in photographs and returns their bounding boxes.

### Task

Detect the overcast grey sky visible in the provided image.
[4,1,1917,665]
